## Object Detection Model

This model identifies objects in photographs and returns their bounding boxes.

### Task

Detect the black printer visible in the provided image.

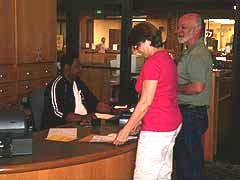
[0,112,26,135]
[0,112,32,157]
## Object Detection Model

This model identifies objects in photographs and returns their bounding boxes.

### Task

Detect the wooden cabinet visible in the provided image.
[18,64,56,96]
[0,82,18,110]
[203,70,233,161]
[79,67,111,103]
[18,63,56,81]
[0,83,17,99]
[17,0,56,63]
[0,66,17,83]
[0,0,56,107]
[0,0,16,65]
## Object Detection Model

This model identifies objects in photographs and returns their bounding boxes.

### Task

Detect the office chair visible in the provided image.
[29,87,46,131]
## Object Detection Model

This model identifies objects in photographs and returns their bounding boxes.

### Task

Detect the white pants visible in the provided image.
[134,124,182,180]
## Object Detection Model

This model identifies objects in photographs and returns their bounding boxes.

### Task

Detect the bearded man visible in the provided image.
[174,13,213,180]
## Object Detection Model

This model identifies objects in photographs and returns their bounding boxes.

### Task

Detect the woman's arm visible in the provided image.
[113,80,158,145]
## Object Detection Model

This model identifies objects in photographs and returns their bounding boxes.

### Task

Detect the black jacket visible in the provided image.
[42,75,99,129]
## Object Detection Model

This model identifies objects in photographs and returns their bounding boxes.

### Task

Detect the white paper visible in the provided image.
[129,107,134,113]
[90,133,137,143]
[46,128,77,142]
[95,113,115,119]
[114,105,127,109]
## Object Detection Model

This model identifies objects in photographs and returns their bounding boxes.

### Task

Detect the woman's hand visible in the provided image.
[130,120,142,136]
[113,128,130,146]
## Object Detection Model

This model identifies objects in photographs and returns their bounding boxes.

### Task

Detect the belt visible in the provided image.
[179,104,208,109]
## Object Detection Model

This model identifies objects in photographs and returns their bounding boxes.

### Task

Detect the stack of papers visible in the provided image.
[46,128,77,142]
[79,133,137,143]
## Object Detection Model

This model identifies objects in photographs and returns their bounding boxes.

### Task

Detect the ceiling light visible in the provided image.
[132,18,146,22]
[208,19,235,24]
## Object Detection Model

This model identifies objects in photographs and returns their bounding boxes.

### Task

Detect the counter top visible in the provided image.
[0,124,137,174]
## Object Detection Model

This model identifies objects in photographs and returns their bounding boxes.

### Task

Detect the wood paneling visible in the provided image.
[79,67,111,102]
[0,126,137,179]
[0,83,17,98]
[109,29,121,50]
[78,53,118,103]
[0,0,16,64]
[16,0,56,63]
[203,71,233,160]
[203,72,217,161]
[0,66,17,83]
[0,0,57,106]
[0,151,135,180]
[18,63,56,81]
[0,96,18,111]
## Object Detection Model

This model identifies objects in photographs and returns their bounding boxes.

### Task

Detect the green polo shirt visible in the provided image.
[177,38,213,106]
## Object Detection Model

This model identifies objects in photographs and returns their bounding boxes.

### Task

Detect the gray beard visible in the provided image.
[177,34,193,44]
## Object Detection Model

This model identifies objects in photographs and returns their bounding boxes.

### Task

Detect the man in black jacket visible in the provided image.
[42,56,112,129]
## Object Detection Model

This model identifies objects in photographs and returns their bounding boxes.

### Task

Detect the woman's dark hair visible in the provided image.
[128,22,163,48]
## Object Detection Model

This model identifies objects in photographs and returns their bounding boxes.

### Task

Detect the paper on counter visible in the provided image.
[95,113,115,119]
[46,128,77,142]
[79,133,138,143]
[114,105,128,109]
[90,134,116,143]
[129,107,134,113]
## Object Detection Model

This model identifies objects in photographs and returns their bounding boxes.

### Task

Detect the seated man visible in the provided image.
[42,56,112,129]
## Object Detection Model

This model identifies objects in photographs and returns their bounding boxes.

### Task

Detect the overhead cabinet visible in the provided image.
[0,0,57,108]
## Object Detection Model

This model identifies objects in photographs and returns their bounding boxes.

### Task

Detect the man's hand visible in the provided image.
[96,102,112,113]
[79,113,97,126]
[65,112,98,126]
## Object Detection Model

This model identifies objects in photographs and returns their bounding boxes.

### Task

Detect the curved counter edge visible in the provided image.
[0,150,136,180]
[0,142,137,174]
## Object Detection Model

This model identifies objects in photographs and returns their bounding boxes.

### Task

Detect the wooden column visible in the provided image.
[65,0,79,58]
[232,1,240,130]
[119,0,132,105]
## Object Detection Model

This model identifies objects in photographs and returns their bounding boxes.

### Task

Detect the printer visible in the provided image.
[0,112,32,157]
[0,112,26,135]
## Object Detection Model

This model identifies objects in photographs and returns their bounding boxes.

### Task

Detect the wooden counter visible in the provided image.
[203,70,232,161]
[0,125,137,180]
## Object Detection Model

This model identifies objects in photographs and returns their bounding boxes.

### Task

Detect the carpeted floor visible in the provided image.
[204,161,240,180]
[171,128,240,179]
[171,161,240,180]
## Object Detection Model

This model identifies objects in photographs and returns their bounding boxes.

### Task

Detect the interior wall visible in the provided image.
[144,19,168,42]
[93,18,168,48]
[94,19,121,48]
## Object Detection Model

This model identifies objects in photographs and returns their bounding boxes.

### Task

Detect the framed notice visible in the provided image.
[112,44,118,50]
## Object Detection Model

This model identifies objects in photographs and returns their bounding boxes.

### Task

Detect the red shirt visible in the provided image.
[135,50,182,132]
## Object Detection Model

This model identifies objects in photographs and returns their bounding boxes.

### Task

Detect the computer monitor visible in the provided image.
[110,54,145,74]
[130,55,145,74]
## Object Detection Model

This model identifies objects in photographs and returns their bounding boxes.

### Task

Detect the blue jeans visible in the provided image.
[174,105,208,180]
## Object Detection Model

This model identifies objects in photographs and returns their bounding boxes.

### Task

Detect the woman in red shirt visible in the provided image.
[113,22,182,180]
